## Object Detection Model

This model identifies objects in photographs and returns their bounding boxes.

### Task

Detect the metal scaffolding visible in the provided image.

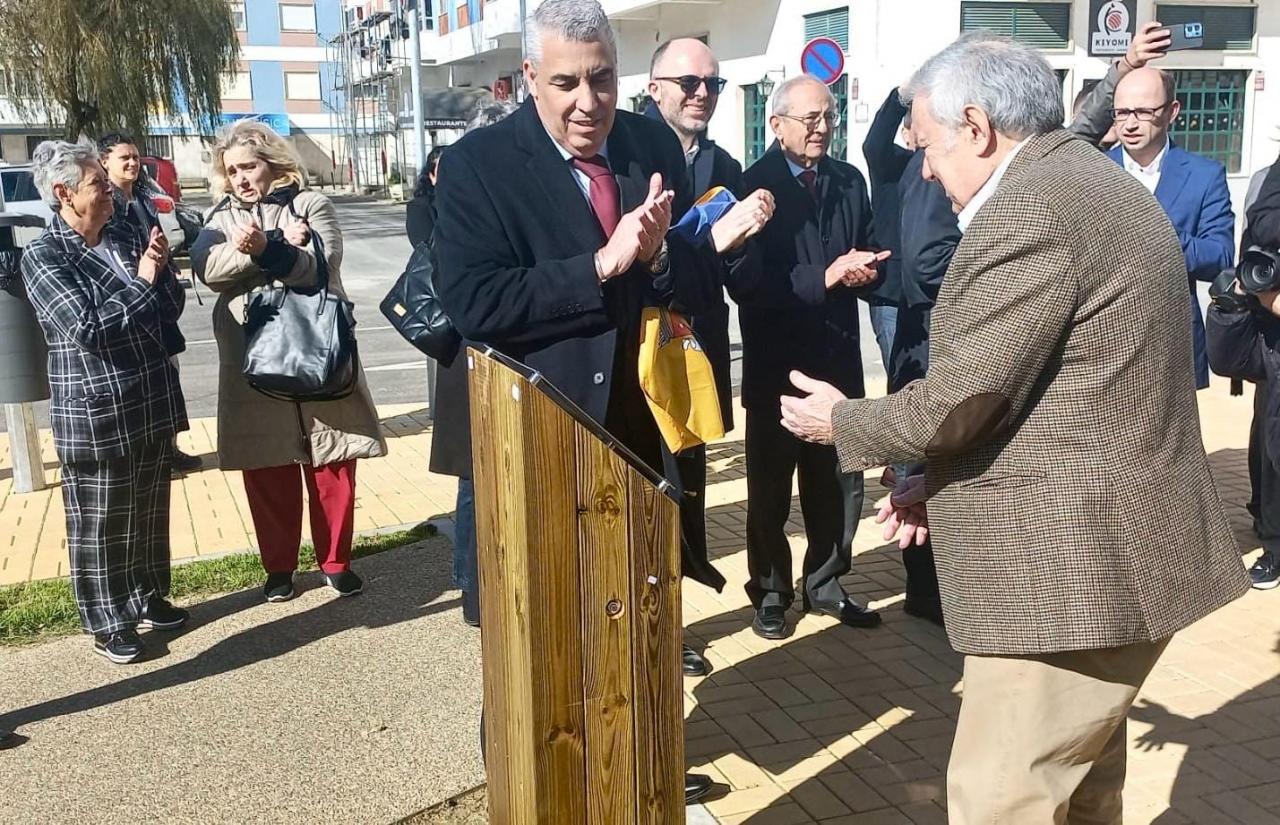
[325,2,420,195]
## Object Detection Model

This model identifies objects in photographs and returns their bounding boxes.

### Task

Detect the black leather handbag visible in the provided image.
[242,211,358,402]
[379,241,461,366]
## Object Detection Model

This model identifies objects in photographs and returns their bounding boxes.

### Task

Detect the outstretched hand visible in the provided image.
[780,371,846,445]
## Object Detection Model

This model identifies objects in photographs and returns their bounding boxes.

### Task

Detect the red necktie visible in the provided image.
[798,169,819,206]
[572,155,621,238]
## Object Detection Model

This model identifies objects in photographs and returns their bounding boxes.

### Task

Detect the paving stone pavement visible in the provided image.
[1,378,1277,822]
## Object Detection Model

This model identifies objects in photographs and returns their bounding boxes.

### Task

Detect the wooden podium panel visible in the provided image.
[468,348,684,824]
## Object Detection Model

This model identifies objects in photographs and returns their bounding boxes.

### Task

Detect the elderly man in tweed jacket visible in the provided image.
[781,35,1251,823]
[22,140,188,666]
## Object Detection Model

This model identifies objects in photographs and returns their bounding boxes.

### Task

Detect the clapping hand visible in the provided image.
[282,222,311,247]
[232,219,268,257]
[136,227,169,285]
[780,370,846,445]
[875,473,930,550]
[596,173,674,280]
[710,189,776,254]
[825,249,890,289]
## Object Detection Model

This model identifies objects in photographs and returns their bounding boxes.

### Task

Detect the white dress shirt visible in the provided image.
[544,126,609,203]
[957,138,1030,233]
[1121,138,1170,194]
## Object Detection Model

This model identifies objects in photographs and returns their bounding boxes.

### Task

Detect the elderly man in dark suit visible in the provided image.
[432,0,723,804]
[737,74,889,641]
[782,34,1250,821]
[645,36,776,676]
[22,140,189,665]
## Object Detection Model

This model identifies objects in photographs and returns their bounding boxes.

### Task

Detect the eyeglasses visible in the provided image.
[1110,102,1172,123]
[654,75,728,96]
[777,111,842,131]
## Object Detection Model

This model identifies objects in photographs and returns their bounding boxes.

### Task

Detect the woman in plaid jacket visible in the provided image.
[21,140,189,665]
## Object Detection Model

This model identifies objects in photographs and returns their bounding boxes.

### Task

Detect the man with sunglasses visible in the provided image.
[738,74,889,640]
[646,37,777,676]
[1109,66,1235,390]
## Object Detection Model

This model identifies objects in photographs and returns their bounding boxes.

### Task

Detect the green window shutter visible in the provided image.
[1155,5,1257,51]
[804,7,850,51]
[960,2,1071,49]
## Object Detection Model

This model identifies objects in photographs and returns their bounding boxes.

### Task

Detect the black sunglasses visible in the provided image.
[654,75,728,96]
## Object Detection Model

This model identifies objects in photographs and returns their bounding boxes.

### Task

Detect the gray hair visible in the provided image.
[524,0,616,66]
[30,140,100,210]
[903,33,1063,140]
[770,75,836,118]
[465,100,519,134]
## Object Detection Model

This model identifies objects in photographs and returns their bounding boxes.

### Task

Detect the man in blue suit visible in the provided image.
[1109,67,1235,389]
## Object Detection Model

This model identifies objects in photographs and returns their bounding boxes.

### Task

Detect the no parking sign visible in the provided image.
[800,37,845,86]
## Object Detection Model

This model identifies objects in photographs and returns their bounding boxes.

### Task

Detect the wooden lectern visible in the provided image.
[468,347,686,824]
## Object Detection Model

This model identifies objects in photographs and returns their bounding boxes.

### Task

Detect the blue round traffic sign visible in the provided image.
[801,37,846,86]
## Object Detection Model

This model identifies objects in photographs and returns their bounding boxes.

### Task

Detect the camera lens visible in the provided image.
[1239,247,1280,294]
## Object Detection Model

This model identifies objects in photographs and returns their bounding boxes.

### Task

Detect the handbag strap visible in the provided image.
[286,197,330,293]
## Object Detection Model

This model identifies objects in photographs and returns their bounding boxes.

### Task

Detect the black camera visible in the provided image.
[1237,246,1280,294]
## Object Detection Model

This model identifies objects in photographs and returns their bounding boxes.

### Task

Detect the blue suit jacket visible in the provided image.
[1109,143,1235,388]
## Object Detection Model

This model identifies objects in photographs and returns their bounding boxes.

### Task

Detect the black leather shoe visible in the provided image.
[682,643,709,676]
[904,597,945,627]
[807,598,882,629]
[752,605,788,640]
[685,772,713,805]
[462,589,481,627]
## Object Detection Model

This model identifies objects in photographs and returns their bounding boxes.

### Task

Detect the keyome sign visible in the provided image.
[1090,0,1137,56]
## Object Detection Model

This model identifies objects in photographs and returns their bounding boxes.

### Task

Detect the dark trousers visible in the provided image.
[63,441,173,635]
[454,477,478,595]
[661,442,728,592]
[242,460,357,575]
[744,410,864,609]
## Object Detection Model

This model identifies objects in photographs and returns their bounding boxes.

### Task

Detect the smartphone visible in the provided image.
[1166,22,1204,51]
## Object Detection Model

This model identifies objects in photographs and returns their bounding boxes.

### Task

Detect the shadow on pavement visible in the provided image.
[1,538,458,736]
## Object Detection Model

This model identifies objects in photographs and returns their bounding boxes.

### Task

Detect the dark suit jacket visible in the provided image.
[109,184,185,357]
[22,214,188,464]
[1109,143,1235,388]
[738,147,875,410]
[433,101,721,460]
[861,89,910,310]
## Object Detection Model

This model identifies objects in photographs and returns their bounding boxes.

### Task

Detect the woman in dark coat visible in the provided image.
[405,145,446,247]
[423,106,513,626]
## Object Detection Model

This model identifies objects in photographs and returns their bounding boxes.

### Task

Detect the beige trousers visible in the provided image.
[947,638,1170,825]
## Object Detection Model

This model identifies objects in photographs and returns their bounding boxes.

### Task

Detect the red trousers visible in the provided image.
[242,460,357,575]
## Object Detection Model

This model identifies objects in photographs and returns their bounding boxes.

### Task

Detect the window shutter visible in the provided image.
[804,7,850,51]
[960,2,1071,49]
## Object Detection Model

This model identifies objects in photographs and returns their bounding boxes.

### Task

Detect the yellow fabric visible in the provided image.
[638,307,725,453]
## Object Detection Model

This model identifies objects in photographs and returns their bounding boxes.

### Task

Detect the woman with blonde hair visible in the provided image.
[191,120,386,602]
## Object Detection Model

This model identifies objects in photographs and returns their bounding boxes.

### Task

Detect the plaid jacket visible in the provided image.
[832,130,1250,656]
[108,185,186,356]
[21,213,188,464]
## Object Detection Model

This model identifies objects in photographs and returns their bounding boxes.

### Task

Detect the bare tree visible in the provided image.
[0,0,239,141]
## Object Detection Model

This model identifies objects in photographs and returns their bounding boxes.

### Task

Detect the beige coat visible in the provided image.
[832,131,1249,657]
[193,188,387,471]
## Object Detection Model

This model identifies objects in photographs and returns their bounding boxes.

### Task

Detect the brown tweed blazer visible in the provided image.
[832,129,1250,657]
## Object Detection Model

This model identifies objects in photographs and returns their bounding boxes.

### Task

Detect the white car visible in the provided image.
[0,163,186,251]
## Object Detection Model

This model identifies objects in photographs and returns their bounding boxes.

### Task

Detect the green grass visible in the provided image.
[0,522,438,647]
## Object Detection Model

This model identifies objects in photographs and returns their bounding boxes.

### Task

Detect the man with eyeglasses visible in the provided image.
[1109,66,1235,390]
[645,37,777,676]
[737,74,888,640]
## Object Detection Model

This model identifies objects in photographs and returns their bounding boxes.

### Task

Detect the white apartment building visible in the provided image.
[410,0,1278,215]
